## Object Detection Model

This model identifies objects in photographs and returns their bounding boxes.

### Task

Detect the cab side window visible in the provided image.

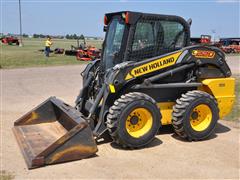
[129,19,186,62]
[132,22,155,51]
[161,21,185,49]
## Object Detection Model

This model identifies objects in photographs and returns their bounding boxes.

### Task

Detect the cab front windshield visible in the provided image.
[103,17,125,70]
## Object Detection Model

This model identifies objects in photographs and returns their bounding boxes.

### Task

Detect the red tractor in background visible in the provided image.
[65,36,101,61]
[76,45,101,61]
[200,35,211,44]
[1,36,20,45]
[190,35,211,45]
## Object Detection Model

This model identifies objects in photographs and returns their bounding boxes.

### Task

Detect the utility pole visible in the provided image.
[18,0,23,46]
[211,29,216,43]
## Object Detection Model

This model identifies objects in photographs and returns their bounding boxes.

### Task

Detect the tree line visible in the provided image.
[32,34,85,39]
[1,33,101,40]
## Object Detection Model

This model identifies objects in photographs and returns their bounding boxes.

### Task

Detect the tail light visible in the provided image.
[125,12,129,24]
[104,15,108,25]
[122,12,129,24]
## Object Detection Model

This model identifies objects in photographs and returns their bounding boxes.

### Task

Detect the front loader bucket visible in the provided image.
[13,97,98,169]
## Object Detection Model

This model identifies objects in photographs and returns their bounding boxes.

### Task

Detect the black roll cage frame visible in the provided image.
[101,11,191,71]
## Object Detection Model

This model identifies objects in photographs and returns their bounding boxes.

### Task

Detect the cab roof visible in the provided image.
[105,11,189,27]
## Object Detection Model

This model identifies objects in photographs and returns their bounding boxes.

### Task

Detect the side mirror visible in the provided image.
[103,26,108,32]
[187,18,192,26]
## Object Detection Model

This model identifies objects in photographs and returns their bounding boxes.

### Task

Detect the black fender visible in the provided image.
[182,45,232,77]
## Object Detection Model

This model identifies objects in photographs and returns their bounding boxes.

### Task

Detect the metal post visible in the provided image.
[18,0,23,46]
[211,29,216,44]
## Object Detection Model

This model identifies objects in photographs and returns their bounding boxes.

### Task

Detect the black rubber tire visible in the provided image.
[106,92,161,148]
[172,90,219,141]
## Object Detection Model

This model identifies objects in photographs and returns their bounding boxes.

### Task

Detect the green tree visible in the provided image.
[79,34,85,40]
[33,34,39,38]
[23,33,29,38]
[73,34,78,39]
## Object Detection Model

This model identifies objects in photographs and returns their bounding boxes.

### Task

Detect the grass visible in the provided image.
[0,171,15,180]
[0,38,102,69]
[223,75,240,121]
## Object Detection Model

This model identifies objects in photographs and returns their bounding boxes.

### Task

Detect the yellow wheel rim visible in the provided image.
[190,104,212,132]
[125,108,153,138]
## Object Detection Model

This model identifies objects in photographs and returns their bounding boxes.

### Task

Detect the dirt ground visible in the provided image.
[226,55,240,75]
[1,56,239,179]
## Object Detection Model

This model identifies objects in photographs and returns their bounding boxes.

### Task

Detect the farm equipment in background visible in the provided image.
[39,48,64,54]
[65,39,86,56]
[13,11,235,169]
[1,36,20,45]
[200,35,211,44]
[54,48,65,54]
[190,35,211,45]
[64,48,78,56]
[217,38,240,53]
[76,46,101,61]
[38,48,64,54]
[65,36,101,61]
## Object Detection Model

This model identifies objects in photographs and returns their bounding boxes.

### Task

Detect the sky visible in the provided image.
[1,0,240,38]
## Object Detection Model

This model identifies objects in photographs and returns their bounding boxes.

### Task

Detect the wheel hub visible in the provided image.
[191,111,198,120]
[190,104,212,132]
[125,108,153,138]
[130,116,139,125]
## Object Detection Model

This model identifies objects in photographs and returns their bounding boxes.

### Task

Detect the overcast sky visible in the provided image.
[1,0,240,38]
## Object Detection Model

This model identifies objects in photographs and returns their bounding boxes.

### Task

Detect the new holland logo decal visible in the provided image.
[125,51,182,80]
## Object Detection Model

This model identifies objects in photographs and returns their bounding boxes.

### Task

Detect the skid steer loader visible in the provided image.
[13,11,235,169]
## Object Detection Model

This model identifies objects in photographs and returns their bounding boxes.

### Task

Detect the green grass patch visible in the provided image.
[223,75,240,121]
[0,170,15,180]
[0,38,102,69]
